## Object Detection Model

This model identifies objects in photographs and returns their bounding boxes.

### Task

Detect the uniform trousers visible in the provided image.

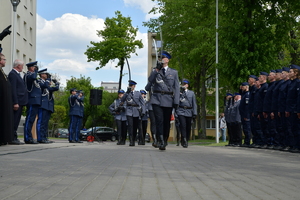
[273,112,282,146]
[266,113,277,145]
[152,105,172,142]
[279,112,288,147]
[250,115,257,144]
[226,121,233,145]
[252,114,264,145]
[178,115,192,140]
[116,119,127,142]
[231,121,242,145]
[241,118,251,145]
[285,113,297,148]
[127,116,139,141]
[13,105,24,141]
[37,108,51,141]
[24,105,39,142]
[259,113,268,145]
[148,110,157,139]
[68,115,80,142]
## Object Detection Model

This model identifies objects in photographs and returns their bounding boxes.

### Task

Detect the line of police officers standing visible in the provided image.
[225,64,300,153]
[109,51,197,150]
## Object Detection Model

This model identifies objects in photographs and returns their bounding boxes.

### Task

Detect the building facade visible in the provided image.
[101,81,119,93]
[0,0,36,74]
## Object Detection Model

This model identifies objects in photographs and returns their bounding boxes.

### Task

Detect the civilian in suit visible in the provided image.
[121,80,145,146]
[176,79,197,148]
[8,59,28,144]
[148,51,180,150]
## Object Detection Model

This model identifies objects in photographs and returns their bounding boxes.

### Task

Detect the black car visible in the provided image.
[54,128,69,138]
[80,127,118,141]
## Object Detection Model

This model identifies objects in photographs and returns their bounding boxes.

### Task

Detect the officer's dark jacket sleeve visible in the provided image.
[145,82,152,92]
[109,100,116,115]
[285,79,298,113]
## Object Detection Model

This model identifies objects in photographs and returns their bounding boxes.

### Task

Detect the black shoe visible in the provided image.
[233,144,241,147]
[280,146,290,151]
[266,145,274,149]
[273,146,281,150]
[76,141,83,143]
[182,138,188,148]
[159,135,166,150]
[69,140,76,143]
[259,145,268,149]
[38,140,50,144]
[25,140,38,144]
[46,140,54,143]
[289,148,300,153]
[248,144,255,148]
[9,140,24,145]
[225,144,233,147]
[241,144,249,147]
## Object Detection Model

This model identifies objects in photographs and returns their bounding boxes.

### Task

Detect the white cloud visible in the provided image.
[123,0,160,20]
[36,13,149,89]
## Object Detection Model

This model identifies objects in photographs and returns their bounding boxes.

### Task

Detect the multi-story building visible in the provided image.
[0,0,36,74]
[101,81,119,93]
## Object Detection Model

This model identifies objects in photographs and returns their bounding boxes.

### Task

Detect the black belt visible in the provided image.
[153,90,173,95]
[179,105,192,109]
[127,104,139,107]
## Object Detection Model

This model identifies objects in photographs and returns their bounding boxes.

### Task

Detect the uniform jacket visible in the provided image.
[297,81,300,113]
[121,90,145,118]
[278,80,291,113]
[239,90,250,119]
[79,96,84,118]
[271,80,284,112]
[148,67,180,107]
[248,85,257,115]
[225,98,233,123]
[285,78,299,113]
[254,82,268,114]
[141,100,149,121]
[109,98,127,121]
[230,100,241,123]
[8,69,28,106]
[263,81,276,113]
[24,70,46,106]
[176,89,197,117]
[40,80,60,112]
[68,94,83,116]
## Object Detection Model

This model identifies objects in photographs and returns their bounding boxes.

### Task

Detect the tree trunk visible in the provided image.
[118,58,125,90]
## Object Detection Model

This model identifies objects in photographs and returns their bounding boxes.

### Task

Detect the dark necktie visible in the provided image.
[162,68,165,76]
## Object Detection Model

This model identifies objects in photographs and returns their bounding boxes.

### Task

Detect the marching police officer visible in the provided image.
[109,89,127,145]
[239,82,251,147]
[148,51,180,150]
[121,80,145,146]
[176,79,197,148]
[24,61,46,144]
[68,88,83,143]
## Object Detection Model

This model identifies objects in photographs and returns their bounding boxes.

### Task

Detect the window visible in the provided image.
[206,120,216,129]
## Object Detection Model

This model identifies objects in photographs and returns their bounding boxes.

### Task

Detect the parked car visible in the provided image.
[80,127,118,141]
[54,128,69,138]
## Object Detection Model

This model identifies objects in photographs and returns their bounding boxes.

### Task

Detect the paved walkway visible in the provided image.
[0,140,299,200]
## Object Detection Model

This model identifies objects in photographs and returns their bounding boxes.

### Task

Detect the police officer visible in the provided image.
[138,90,149,145]
[176,79,197,148]
[68,88,83,143]
[248,75,258,147]
[24,61,46,144]
[231,93,242,146]
[77,90,84,143]
[121,80,145,146]
[271,69,284,149]
[224,93,234,146]
[284,64,300,152]
[239,82,251,147]
[262,70,277,148]
[148,51,180,150]
[145,82,158,148]
[109,89,127,145]
[277,67,291,150]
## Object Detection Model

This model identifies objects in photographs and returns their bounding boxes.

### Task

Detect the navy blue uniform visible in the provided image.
[239,90,251,145]
[285,78,299,149]
[263,81,276,146]
[271,80,284,147]
[248,85,257,145]
[68,94,83,142]
[278,79,291,147]
[24,71,46,143]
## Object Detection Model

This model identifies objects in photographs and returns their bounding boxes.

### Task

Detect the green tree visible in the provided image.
[144,0,217,138]
[85,10,143,90]
[48,105,66,136]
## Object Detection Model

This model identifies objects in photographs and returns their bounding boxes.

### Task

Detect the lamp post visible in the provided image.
[11,0,21,63]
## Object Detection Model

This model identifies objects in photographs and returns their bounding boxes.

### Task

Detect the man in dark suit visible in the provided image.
[8,59,28,144]
[148,51,180,150]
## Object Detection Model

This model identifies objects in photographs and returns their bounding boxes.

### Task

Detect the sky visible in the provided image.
[36,0,159,91]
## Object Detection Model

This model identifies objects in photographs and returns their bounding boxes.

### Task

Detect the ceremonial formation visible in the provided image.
[225,65,300,153]
[0,54,60,145]
[109,51,197,150]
